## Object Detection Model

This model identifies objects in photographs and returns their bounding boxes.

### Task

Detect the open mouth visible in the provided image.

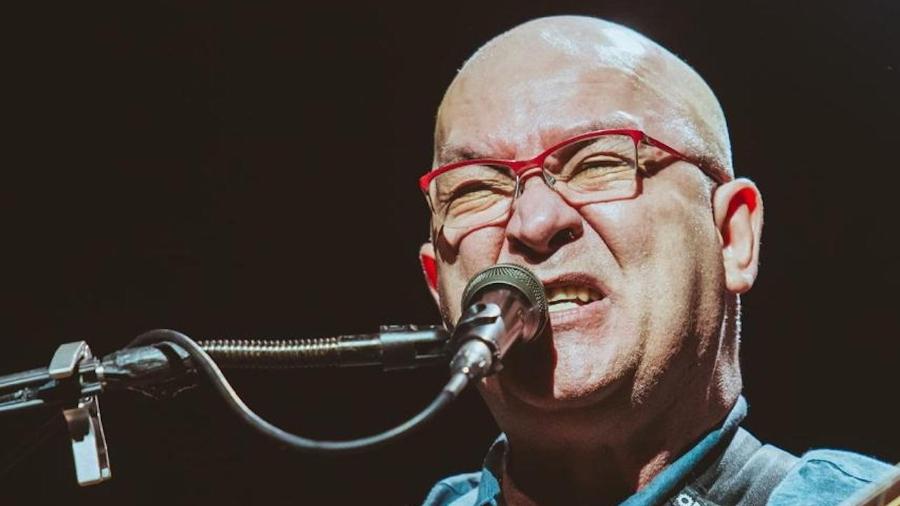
[545,284,603,313]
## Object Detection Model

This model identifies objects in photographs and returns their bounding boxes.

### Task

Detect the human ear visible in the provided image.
[419,242,441,306]
[713,178,764,294]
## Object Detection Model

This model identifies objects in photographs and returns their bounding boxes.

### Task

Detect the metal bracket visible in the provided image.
[50,341,112,486]
[455,303,502,335]
[452,303,506,373]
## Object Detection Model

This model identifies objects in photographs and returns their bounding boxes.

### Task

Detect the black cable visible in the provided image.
[126,329,465,455]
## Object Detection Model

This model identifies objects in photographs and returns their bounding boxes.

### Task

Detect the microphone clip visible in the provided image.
[454,303,505,355]
[449,302,507,379]
[48,341,112,486]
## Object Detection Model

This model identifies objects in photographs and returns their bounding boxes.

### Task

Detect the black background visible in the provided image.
[2,1,898,504]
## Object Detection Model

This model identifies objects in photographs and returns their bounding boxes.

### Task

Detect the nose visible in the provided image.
[505,173,583,257]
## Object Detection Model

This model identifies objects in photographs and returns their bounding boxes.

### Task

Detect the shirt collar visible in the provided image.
[475,432,508,505]
[474,396,748,506]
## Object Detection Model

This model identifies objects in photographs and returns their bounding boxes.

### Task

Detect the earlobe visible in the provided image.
[419,242,441,305]
[713,179,764,294]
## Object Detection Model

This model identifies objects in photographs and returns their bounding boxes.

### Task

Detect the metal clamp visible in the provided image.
[49,341,112,486]
[451,303,507,373]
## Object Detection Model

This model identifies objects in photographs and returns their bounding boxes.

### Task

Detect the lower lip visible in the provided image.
[547,297,611,331]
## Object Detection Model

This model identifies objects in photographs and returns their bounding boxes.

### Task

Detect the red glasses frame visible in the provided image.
[419,128,729,193]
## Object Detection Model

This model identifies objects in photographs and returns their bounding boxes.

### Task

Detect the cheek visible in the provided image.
[578,199,654,269]
[579,172,715,276]
[437,226,506,322]
[457,226,506,272]
[580,177,718,330]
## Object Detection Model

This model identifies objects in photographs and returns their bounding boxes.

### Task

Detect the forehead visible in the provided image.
[437,66,676,162]
[433,19,732,175]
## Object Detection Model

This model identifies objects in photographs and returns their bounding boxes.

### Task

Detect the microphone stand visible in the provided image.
[0,262,547,487]
[0,325,451,486]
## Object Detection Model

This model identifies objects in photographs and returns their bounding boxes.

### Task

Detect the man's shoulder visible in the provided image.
[768,448,897,505]
[419,445,898,506]
[422,472,482,506]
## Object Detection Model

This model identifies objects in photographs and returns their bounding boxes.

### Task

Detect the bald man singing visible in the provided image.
[417,16,894,506]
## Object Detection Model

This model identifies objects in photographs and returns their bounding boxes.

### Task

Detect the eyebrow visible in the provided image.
[435,119,634,165]
[544,120,632,145]
[437,145,487,165]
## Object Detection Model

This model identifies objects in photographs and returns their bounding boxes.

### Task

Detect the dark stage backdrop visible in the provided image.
[2,1,898,504]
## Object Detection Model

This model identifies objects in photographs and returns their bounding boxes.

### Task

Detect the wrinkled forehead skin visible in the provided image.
[434,16,733,179]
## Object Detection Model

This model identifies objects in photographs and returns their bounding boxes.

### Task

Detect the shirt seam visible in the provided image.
[803,458,875,483]
[434,480,474,496]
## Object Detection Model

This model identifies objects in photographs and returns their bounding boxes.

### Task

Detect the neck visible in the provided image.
[499,387,737,505]
[498,299,744,505]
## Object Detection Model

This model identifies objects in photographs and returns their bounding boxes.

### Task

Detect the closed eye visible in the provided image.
[444,180,511,202]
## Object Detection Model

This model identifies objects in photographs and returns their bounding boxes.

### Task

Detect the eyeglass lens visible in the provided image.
[429,133,639,231]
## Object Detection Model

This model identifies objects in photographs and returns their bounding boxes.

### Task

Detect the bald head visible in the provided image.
[435,16,733,180]
[420,18,763,477]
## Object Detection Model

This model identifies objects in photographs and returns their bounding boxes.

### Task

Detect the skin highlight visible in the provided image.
[419,16,764,505]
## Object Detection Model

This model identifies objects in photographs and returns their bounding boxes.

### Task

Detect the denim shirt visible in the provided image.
[422,397,896,505]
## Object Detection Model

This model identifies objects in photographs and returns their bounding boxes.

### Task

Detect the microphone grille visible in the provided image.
[462,263,548,333]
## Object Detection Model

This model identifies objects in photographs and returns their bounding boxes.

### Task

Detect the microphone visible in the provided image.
[447,263,549,385]
[0,266,547,470]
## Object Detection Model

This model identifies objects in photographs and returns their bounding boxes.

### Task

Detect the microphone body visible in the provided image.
[448,263,548,382]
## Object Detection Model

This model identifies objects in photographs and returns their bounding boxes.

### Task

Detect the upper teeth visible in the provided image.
[546,285,601,304]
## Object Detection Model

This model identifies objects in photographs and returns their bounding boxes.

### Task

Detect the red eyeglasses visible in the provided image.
[419,128,729,234]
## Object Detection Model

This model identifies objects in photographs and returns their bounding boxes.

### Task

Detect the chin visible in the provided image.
[493,330,636,413]
[499,365,631,413]
[480,296,641,411]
